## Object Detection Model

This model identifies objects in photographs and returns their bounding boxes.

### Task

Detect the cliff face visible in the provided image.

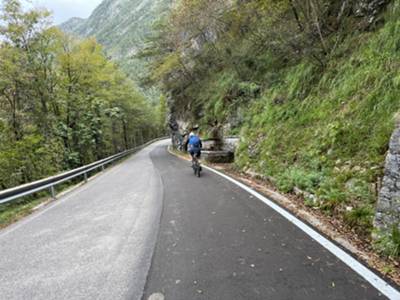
[60,0,173,83]
[59,17,85,33]
[61,0,173,57]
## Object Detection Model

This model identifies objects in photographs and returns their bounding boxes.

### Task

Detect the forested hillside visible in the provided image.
[144,0,400,257]
[0,0,165,190]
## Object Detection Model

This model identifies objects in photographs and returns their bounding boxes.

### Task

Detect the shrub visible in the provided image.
[344,205,374,236]
[374,226,400,258]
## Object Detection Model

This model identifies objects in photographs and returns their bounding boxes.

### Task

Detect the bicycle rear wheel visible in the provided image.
[196,163,201,177]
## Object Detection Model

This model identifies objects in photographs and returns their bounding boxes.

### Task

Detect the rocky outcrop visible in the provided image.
[60,0,173,82]
[168,113,183,148]
[223,137,240,153]
[60,0,173,58]
[352,0,391,28]
[59,17,86,33]
[354,0,390,18]
[374,121,400,231]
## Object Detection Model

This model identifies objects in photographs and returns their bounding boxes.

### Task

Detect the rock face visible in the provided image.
[223,137,240,153]
[354,0,390,18]
[168,113,183,149]
[59,17,85,32]
[60,0,173,85]
[374,122,400,231]
[352,0,391,29]
[60,0,173,58]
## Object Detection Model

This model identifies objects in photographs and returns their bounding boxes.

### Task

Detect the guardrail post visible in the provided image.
[101,165,105,171]
[50,186,56,200]
[84,172,88,183]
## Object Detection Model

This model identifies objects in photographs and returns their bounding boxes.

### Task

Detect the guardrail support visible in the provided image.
[101,165,105,171]
[50,186,56,200]
[84,172,88,183]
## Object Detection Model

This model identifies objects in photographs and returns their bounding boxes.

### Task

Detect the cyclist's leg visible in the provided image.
[194,151,200,167]
[195,150,202,172]
[189,150,196,167]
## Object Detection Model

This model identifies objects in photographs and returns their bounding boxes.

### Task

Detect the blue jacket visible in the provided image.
[188,135,202,151]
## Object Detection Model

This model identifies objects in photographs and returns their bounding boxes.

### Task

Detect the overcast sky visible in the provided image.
[24,0,103,24]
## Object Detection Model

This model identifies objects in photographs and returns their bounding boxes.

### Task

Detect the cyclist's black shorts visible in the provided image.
[189,149,201,158]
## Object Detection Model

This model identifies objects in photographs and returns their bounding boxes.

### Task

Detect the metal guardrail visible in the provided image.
[0,137,168,204]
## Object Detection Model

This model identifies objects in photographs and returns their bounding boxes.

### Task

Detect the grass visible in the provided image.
[374,226,400,258]
[0,151,134,229]
[0,196,50,229]
[343,205,375,236]
[234,3,400,255]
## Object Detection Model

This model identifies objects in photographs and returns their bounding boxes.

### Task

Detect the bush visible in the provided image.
[374,226,400,258]
[344,205,374,236]
[275,167,323,193]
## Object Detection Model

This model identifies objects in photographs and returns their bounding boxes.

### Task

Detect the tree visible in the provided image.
[0,0,162,189]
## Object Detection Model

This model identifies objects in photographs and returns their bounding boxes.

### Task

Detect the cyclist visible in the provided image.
[187,126,202,169]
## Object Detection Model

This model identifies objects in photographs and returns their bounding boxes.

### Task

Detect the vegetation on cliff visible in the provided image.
[143,0,400,257]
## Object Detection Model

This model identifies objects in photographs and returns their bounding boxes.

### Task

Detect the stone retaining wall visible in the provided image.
[374,122,400,231]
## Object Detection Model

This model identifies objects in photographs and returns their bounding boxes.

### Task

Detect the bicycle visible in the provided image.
[191,156,202,177]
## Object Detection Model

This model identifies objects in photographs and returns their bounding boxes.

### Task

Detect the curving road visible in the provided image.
[0,140,398,300]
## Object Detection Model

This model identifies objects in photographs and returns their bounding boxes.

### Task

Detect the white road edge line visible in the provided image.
[202,164,400,300]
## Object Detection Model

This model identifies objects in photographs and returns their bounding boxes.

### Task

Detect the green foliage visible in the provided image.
[0,0,163,189]
[344,206,374,236]
[0,135,62,188]
[140,0,399,248]
[374,226,400,258]
[156,95,168,134]
[0,195,47,228]
[143,0,393,124]
[275,167,323,193]
[236,2,400,218]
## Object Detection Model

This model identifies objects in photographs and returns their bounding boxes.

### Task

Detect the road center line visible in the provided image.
[202,164,400,300]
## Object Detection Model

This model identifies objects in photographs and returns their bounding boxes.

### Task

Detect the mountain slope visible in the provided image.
[59,17,85,33]
[60,0,173,81]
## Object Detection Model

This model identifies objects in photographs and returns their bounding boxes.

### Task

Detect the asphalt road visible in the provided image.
[0,142,163,300]
[143,143,389,300]
[0,140,397,299]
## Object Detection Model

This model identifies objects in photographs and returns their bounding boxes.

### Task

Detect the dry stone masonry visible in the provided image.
[374,122,400,231]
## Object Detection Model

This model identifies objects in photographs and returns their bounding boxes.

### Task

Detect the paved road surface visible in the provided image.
[0,140,397,299]
[0,143,163,299]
